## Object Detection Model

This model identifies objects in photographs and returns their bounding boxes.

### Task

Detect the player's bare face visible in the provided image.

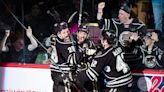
[144,37,153,46]
[77,31,87,44]
[118,10,130,24]
[60,28,70,41]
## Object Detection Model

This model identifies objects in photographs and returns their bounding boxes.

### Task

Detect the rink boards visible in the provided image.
[0,63,164,92]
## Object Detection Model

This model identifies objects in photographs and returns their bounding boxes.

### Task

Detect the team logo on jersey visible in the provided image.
[144,55,157,68]
[119,31,131,47]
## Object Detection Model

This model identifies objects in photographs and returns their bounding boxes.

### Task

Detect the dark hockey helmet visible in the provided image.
[53,21,68,33]
[102,30,116,44]
[78,25,89,34]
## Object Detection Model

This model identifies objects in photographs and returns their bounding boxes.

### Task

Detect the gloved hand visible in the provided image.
[85,48,96,56]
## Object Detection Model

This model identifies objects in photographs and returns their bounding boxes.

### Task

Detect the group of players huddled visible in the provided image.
[46,2,164,92]
[1,1,163,92]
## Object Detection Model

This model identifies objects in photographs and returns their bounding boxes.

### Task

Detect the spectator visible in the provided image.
[0,27,38,63]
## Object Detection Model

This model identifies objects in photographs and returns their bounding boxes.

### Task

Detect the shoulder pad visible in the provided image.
[112,18,121,24]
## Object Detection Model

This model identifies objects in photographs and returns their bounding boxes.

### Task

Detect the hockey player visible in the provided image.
[75,25,95,52]
[140,31,164,69]
[73,25,96,64]
[75,30,132,92]
[97,2,146,68]
[97,2,146,46]
[128,30,164,70]
[48,22,79,92]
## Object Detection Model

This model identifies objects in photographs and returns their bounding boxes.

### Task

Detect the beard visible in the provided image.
[64,37,71,42]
